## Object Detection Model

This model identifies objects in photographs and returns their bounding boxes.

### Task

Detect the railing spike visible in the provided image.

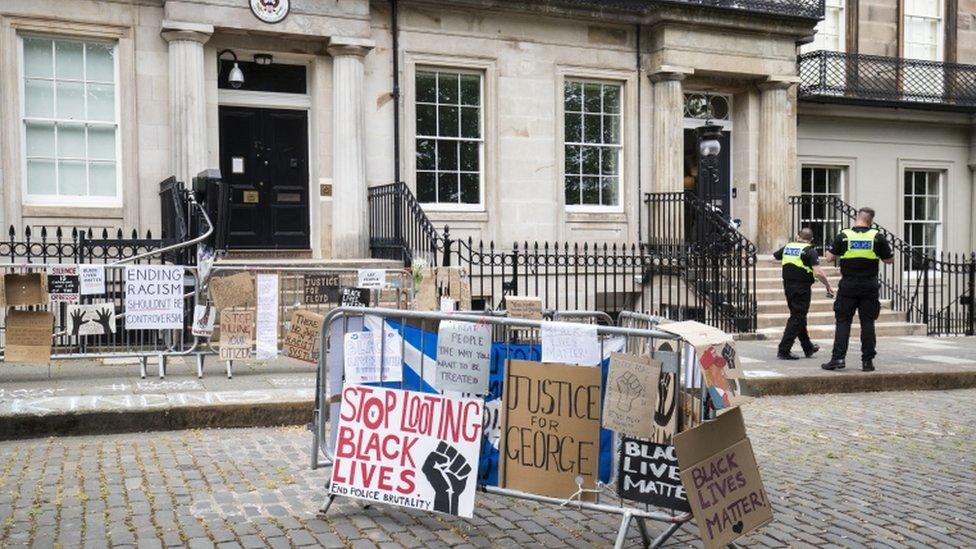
[8,225,14,238]
[40,226,47,240]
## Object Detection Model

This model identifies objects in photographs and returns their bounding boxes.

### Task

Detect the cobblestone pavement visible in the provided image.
[2,389,975,548]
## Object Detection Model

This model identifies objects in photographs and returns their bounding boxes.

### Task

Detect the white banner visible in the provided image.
[124,266,184,330]
[255,274,279,359]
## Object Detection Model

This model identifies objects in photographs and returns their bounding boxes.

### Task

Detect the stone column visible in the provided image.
[161,21,212,185]
[969,115,976,250]
[649,67,692,194]
[757,76,799,253]
[328,37,374,259]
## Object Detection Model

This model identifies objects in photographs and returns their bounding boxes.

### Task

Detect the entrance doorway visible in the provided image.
[218,106,310,249]
[682,91,733,219]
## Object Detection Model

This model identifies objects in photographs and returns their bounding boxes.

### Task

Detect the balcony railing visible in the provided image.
[561,0,824,20]
[799,50,976,111]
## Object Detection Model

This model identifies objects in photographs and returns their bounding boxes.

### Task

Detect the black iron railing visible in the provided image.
[0,226,167,264]
[656,0,824,19]
[799,50,976,111]
[368,182,442,267]
[789,195,976,335]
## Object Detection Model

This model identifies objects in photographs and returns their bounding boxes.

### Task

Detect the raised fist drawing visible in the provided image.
[70,309,88,336]
[655,372,676,427]
[94,307,114,334]
[422,441,471,515]
[614,370,645,413]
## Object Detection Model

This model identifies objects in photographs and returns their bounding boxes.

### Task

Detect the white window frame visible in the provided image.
[413,67,485,212]
[902,168,944,264]
[18,33,122,207]
[802,0,846,53]
[563,78,624,213]
[903,0,944,62]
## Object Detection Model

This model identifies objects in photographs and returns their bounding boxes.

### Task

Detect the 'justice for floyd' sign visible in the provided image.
[330,385,484,518]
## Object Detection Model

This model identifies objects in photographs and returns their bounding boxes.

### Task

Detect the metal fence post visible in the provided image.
[441,225,452,267]
[922,256,930,329]
[968,252,976,336]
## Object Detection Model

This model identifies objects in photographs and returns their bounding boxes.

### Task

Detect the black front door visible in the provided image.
[219,106,310,249]
[683,128,732,218]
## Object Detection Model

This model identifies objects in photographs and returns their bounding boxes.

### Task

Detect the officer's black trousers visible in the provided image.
[831,284,881,361]
[778,282,814,355]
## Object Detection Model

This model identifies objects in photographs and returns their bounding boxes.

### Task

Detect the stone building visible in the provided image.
[0,0,973,261]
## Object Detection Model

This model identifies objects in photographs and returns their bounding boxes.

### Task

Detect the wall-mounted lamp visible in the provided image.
[254,53,273,66]
[217,49,244,89]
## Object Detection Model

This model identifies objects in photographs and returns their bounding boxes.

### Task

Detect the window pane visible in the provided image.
[26,159,56,195]
[581,176,599,204]
[914,172,926,194]
[565,176,580,205]
[922,224,937,248]
[417,105,437,136]
[564,81,582,112]
[583,83,601,113]
[59,160,86,195]
[565,145,581,175]
[926,173,939,195]
[55,40,84,80]
[459,142,479,172]
[603,115,620,144]
[914,197,925,220]
[416,72,436,103]
[86,42,115,82]
[89,162,116,196]
[603,85,620,114]
[24,79,54,118]
[460,75,480,106]
[87,83,115,122]
[904,171,912,194]
[416,139,436,170]
[58,123,86,158]
[438,106,458,137]
[56,81,85,120]
[437,140,457,171]
[904,197,913,221]
[460,107,479,138]
[23,38,53,79]
[600,148,619,175]
[25,123,55,157]
[583,114,600,144]
[565,113,581,143]
[827,168,841,193]
[581,146,598,175]
[417,172,436,202]
[460,173,479,204]
[437,172,458,203]
[801,168,812,193]
[600,176,618,206]
[88,126,116,160]
[438,73,458,104]
[925,196,940,220]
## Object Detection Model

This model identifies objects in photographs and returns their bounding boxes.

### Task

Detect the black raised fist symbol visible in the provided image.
[70,309,88,336]
[655,372,677,427]
[614,370,645,413]
[94,307,114,334]
[421,441,471,515]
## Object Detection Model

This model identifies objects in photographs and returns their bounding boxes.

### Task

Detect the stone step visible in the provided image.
[755,265,840,276]
[757,299,894,314]
[757,321,927,339]
[757,309,905,329]
[755,276,841,290]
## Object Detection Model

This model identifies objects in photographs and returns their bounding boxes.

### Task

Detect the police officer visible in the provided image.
[821,207,894,372]
[773,228,833,360]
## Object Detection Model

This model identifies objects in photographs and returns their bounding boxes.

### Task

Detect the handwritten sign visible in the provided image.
[46,265,80,303]
[330,385,484,517]
[603,353,661,438]
[541,321,600,366]
[659,321,743,410]
[209,272,255,311]
[66,303,116,336]
[505,296,542,320]
[674,407,773,549]
[5,310,54,364]
[191,304,216,337]
[255,274,279,360]
[343,330,403,384]
[436,320,492,395]
[304,274,341,305]
[502,359,601,499]
[219,309,255,361]
[283,310,325,364]
[357,269,386,289]
[124,266,184,330]
[79,264,105,295]
[618,440,691,512]
[339,287,370,308]
[439,297,456,312]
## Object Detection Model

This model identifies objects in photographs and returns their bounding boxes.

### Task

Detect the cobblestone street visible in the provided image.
[2,389,974,548]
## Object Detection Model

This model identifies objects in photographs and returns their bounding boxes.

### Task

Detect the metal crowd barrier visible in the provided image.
[203,266,414,378]
[310,307,712,549]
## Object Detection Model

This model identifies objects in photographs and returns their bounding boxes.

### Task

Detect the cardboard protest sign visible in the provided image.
[191,304,216,337]
[649,346,680,443]
[5,310,54,364]
[505,296,542,320]
[46,265,80,303]
[3,273,48,306]
[444,267,472,311]
[339,287,370,307]
[357,268,386,289]
[502,359,602,500]
[66,303,116,336]
[343,330,403,383]
[304,274,341,305]
[439,297,456,312]
[124,266,184,330]
[603,353,662,438]
[283,309,325,364]
[414,263,438,311]
[209,272,255,311]
[436,320,492,395]
[618,439,691,512]
[330,385,484,517]
[674,407,773,549]
[541,321,601,366]
[255,274,279,359]
[219,309,255,361]
[658,320,743,410]
[79,264,106,295]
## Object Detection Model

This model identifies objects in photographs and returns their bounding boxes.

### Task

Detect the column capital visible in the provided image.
[758,75,800,91]
[327,37,375,58]
[648,65,694,83]
[161,21,213,44]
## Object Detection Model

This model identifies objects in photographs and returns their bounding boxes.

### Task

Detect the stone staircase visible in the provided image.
[754,259,926,340]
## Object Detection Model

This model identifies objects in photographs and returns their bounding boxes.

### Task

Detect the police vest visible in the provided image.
[781,242,813,274]
[840,228,880,261]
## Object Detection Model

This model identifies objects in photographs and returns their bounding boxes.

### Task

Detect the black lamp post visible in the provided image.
[696,121,723,214]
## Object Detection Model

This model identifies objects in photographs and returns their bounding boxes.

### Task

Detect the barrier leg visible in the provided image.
[637,517,652,548]
[158,354,166,379]
[139,357,148,379]
[226,360,233,379]
[649,521,683,548]
[196,353,204,379]
[320,494,336,515]
[614,512,634,549]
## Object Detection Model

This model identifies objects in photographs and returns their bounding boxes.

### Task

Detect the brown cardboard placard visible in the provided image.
[219,308,255,361]
[283,309,325,364]
[673,407,773,549]
[505,296,543,320]
[603,353,662,438]
[209,272,255,311]
[501,359,602,500]
[3,273,48,306]
[5,310,54,364]
[413,264,438,311]
[657,320,744,410]
[442,267,472,311]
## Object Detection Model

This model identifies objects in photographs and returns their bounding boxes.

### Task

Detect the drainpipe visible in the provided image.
[636,23,642,240]
[391,0,401,184]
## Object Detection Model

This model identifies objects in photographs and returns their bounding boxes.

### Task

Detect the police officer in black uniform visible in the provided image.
[821,207,894,372]
[772,228,834,360]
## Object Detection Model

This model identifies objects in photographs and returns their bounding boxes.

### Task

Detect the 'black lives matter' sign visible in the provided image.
[618,438,691,512]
